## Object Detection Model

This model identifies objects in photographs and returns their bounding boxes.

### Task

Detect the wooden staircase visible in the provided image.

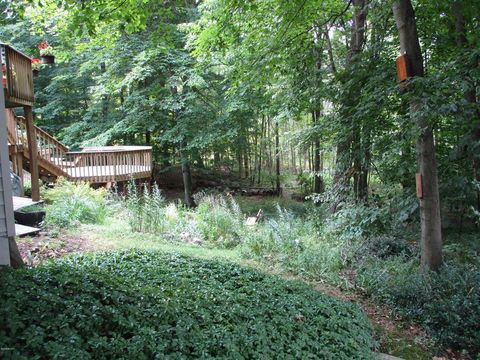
[6,109,153,185]
[7,109,69,181]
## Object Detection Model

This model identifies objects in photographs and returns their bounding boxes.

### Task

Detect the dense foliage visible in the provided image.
[2,0,480,357]
[357,258,480,355]
[0,250,373,359]
[43,178,107,228]
[119,190,479,356]
[2,0,479,218]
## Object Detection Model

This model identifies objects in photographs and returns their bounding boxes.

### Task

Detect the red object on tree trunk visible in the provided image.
[396,54,409,82]
[416,173,423,199]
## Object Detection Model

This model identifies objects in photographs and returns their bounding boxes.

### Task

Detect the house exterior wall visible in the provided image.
[0,89,15,266]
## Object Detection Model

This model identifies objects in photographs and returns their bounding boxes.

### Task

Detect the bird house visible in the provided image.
[416,173,423,199]
[396,54,409,83]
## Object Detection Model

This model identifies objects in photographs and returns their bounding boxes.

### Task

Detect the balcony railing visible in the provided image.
[64,147,152,183]
[1,43,34,107]
[9,112,152,184]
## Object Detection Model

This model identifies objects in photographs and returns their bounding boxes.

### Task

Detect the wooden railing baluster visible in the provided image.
[7,111,152,184]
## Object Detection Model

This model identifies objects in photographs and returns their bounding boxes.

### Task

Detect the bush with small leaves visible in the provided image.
[43,178,107,228]
[0,250,374,359]
[356,257,480,356]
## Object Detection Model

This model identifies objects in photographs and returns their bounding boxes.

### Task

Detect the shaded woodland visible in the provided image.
[1,0,480,358]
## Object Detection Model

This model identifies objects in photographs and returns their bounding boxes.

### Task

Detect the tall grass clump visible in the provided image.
[126,182,167,233]
[43,178,107,228]
[242,206,344,280]
[195,193,245,248]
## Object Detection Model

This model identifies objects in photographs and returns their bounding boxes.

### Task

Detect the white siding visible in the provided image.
[0,88,13,265]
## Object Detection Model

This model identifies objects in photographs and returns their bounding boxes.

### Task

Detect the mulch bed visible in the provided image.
[16,232,88,266]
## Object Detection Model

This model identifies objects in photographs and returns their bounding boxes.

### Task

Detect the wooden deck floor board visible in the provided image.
[12,196,43,211]
[15,224,41,237]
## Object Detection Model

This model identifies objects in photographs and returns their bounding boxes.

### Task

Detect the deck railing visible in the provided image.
[8,112,152,183]
[13,115,69,172]
[1,43,34,107]
[64,147,152,183]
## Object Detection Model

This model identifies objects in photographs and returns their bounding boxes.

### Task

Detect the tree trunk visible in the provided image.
[393,0,442,271]
[267,117,273,178]
[100,62,109,118]
[24,106,40,201]
[275,121,281,193]
[307,146,311,172]
[257,116,265,185]
[331,0,368,211]
[325,26,337,73]
[291,143,296,174]
[252,123,258,184]
[9,237,24,268]
[214,151,220,168]
[313,111,324,194]
[358,126,371,200]
[237,143,243,178]
[180,147,195,208]
[243,138,250,179]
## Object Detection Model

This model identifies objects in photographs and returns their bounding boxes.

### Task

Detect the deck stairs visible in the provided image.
[7,110,69,180]
[6,109,152,184]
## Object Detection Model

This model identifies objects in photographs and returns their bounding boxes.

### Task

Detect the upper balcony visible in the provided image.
[1,43,35,108]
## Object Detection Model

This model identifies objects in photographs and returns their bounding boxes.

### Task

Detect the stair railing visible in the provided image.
[6,113,152,183]
[14,116,69,169]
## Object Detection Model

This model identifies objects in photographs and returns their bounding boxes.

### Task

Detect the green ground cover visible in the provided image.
[0,251,373,359]
[14,181,479,358]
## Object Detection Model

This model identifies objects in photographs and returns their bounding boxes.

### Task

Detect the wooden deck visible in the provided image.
[4,43,152,202]
[7,111,153,184]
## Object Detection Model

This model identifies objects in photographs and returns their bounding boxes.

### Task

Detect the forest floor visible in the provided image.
[15,195,440,360]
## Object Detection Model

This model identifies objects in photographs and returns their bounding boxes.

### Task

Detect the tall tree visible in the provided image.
[392,0,443,271]
[332,0,369,209]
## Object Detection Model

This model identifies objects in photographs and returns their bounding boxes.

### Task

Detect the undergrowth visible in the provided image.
[41,182,480,357]
[0,250,374,359]
[43,178,107,228]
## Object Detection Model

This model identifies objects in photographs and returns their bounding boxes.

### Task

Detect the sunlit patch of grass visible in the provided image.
[234,195,309,217]
[74,216,242,263]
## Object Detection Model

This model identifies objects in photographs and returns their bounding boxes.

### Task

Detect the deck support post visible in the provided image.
[24,106,40,201]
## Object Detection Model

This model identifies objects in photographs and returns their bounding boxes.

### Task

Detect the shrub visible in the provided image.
[356,257,480,356]
[124,189,244,247]
[195,194,244,248]
[323,203,392,242]
[0,250,374,359]
[23,179,32,197]
[353,235,418,261]
[43,178,107,228]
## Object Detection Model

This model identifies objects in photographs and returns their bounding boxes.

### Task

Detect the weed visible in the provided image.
[43,178,107,228]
